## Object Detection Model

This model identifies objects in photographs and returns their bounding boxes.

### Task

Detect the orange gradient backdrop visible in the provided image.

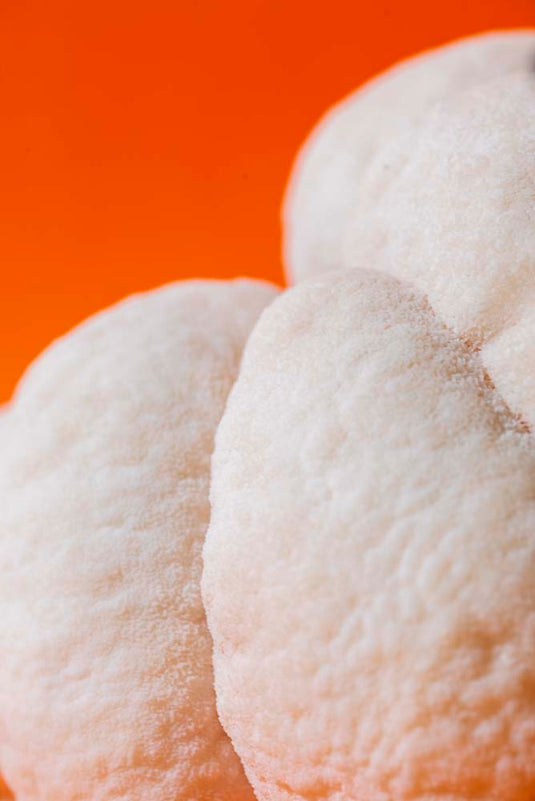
[1,0,534,402]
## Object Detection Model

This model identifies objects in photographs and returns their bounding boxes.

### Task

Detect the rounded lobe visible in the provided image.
[0,279,277,801]
[283,29,535,286]
[203,271,535,801]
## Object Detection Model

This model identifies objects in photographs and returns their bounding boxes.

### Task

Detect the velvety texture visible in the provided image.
[284,29,535,286]
[0,279,277,801]
[203,271,535,800]
[345,72,535,429]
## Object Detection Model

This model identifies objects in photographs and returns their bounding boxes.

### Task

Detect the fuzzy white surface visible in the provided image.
[0,279,277,801]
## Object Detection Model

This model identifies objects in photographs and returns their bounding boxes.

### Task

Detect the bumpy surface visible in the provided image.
[203,271,535,801]
[283,29,535,284]
[0,279,277,801]
[345,72,535,429]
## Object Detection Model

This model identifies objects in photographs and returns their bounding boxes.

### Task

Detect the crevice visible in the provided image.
[459,333,531,436]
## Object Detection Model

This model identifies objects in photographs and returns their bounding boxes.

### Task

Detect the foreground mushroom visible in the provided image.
[0,279,276,801]
[203,270,535,801]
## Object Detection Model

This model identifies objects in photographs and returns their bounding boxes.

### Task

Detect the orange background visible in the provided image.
[1,0,534,402]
